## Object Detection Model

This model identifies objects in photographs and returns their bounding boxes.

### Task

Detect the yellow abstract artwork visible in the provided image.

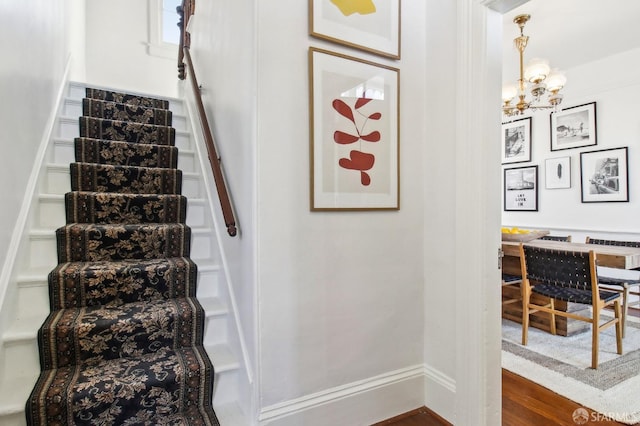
[330,0,376,16]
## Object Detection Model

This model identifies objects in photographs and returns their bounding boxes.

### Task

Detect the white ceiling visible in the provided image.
[501,0,640,81]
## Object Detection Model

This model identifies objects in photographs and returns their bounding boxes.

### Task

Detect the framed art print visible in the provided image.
[545,156,571,189]
[504,165,538,211]
[309,47,399,211]
[550,102,597,151]
[580,147,629,203]
[309,0,401,59]
[501,117,531,164]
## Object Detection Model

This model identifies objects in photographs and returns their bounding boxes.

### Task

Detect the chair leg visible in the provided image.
[621,284,629,338]
[548,298,556,335]
[614,299,623,355]
[592,305,600,369]
[522,291,530,346]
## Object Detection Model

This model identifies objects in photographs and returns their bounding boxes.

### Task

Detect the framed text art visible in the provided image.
[309,0,401,60]
[501,117,531,164]
[504,165,538,211]
[545,156,571,189]
[309,47,399,211]
[580,147,629,203]
[550,102,597,151]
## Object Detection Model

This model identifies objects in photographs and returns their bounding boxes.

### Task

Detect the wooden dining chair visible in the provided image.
[539,235,572,242]
[519,243,623,369]
[586,237,640,337]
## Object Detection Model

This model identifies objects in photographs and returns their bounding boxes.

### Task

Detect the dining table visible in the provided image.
[501,238,640,336]
[501,239,640,270]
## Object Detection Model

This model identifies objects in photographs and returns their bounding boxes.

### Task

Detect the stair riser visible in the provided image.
[191,231,214,261]
[212,370,240,407]
[45,166,70,195]
[58,117,79,139]
[17,284,50,320]
[24,235,57,272]
[62,99,82,118]
[182,174,202,199]
[37,198,65,229]
[2,340,40,382]
[197,269,221,300]
[186,201,206,227]
[204,316,228,346]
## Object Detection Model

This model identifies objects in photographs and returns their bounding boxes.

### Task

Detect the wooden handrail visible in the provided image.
[177,1,237,237]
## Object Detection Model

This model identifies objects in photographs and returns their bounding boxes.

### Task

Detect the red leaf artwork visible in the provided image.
[355,97,373,109]
[331,97,382,186]
[332,99,355,124]
[338,150,375,171]
[333,130,360,144]
[360,131,381,142]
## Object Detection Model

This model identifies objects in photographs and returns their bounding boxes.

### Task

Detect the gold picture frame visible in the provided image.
[309,47,400,210]
[309,0,401,60]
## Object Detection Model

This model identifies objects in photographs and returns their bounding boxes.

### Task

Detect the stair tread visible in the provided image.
[40,297,205,369]
[27,346,216,425]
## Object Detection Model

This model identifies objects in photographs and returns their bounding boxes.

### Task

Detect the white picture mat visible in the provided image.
[310,48,399,210]
[545,156,571,189]
[580,147,629,202]
[311,0,400,58]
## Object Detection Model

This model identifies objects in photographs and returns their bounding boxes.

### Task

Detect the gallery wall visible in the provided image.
[502,48,640,243]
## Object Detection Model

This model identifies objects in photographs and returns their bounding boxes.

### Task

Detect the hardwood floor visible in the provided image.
[374,370,638,425]
[376,307,640,425]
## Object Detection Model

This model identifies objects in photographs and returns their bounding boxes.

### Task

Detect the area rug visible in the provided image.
[502,316,640,424]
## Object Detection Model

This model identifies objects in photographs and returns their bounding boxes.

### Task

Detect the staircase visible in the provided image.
[0,82,248,425]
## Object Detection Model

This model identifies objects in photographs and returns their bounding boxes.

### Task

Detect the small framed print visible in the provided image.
[550,102,597,151]
[580,147,629,203]
[504,165,538,211]
[309,0,401,59]
[545,156,571,189]
[501,117,532,164]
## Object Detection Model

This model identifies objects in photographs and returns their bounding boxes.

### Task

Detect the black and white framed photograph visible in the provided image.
[504,165,538,211]
[545,156,571,189]
[550,102,597,151]
[501,117,531,164]
[580,147,629,203]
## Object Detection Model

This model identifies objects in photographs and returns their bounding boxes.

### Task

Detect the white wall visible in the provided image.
[186,0,259,417]
[182,0,503,424]
[0,0,82,304]
[502,48,640,242]
[256,0,426,420]
[85,0,179,98]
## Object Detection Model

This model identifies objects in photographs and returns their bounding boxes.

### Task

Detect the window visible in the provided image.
[148,0,181,58]
[161,0,181,45]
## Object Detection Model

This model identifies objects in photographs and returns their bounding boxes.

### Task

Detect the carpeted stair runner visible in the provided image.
[26,89,220,425]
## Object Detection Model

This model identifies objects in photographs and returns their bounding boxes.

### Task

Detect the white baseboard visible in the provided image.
[424,364,456,424]
[258,364,453,426]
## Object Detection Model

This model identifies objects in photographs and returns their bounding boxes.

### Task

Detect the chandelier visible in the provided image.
[502,14,567,117]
